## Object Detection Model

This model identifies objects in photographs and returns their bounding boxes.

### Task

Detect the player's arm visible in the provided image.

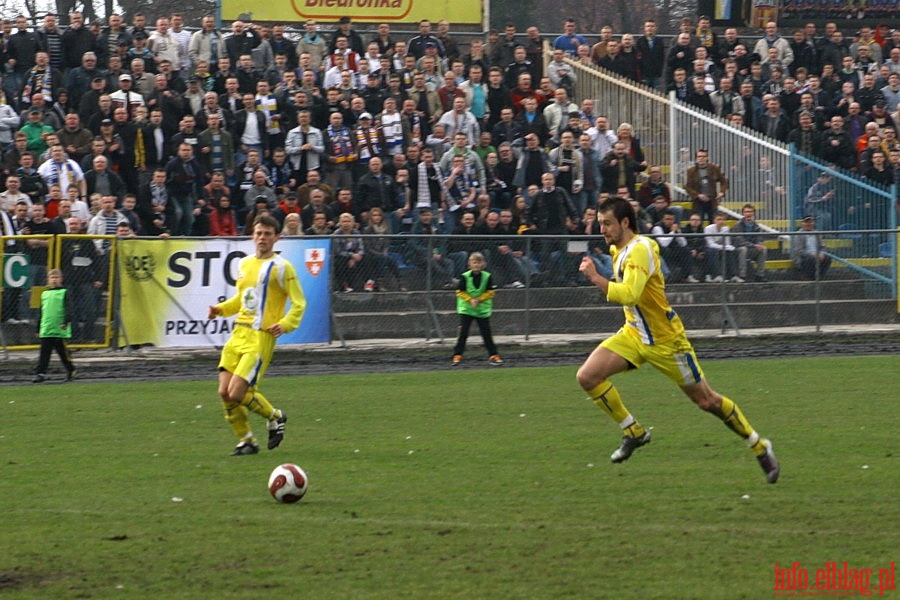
[210,291,241,319]
[209,261,246,319]
[477,272,496,301]
[275,262,307,334]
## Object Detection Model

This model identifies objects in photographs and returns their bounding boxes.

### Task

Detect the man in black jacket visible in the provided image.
[354,157,398,225]
[165,143,204,235]
[526,172,579,285]
[636,19,665,90]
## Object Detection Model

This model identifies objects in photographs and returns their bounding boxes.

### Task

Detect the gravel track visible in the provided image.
[2,331,897,385]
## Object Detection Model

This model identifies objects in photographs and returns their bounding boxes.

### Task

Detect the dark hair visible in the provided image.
[253,214,281,233]
[598,196,637,233]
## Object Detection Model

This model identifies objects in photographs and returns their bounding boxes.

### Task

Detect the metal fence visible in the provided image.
[556,52,899,240]
[327,231,897,343]
[0,234,116,351]
[2,230,896,353]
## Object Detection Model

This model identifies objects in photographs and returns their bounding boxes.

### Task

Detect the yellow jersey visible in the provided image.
[607,235,685,345]
[217,254,307,333]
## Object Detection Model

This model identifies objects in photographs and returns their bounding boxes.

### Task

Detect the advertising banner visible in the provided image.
[221,0,483,24]
[118,238,330,347]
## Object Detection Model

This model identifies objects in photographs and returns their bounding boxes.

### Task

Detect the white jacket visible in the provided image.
[0,103,19,144]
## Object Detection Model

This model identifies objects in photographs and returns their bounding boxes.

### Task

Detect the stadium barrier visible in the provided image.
[2,228,896,353]
[553,49,898,239]
[0,234,115,351]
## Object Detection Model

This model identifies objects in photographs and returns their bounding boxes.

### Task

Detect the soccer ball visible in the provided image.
[268,463,308,503]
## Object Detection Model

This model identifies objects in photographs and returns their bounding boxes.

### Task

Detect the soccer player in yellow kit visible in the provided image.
[208,215,307,456]
[577,197,779,483]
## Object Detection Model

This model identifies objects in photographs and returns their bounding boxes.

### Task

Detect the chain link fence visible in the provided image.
[2,230,896,351]
[329,231,897,343]
[1,234,115,350]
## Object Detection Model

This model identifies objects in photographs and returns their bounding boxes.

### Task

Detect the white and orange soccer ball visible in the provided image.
[268,463,308,503]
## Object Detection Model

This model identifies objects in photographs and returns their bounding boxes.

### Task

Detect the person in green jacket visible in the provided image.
[451,252,504,366]
[33,269,76,383]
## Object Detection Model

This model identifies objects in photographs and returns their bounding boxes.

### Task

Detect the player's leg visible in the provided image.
[576,337,651,462]
[474,316,501,363]
[54,338,76,380]
[452,314,474,364]
[230,336,287,450]
[218,369,257,454]
[34,339,53,382]
[681,379,779,483]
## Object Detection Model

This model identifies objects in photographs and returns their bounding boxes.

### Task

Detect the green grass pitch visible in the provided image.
[1,355,897,599]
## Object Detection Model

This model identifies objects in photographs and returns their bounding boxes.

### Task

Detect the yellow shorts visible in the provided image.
[600,327,705,387]
[218,324,276,387]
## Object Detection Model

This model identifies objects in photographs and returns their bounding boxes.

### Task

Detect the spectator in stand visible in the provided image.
[681,211,707,283]
[38,144,86,201]
[553,18,587,57]
[223,20,261,70]
[754,22,794,72]
[84,155,126,203]
[164,143,204,235]
[599,141,643,198]
[637,166,681,222]
[651,208,691,283]
[710,76,745,119]
[525,172,580,286]
[666,34,694,85]
[684,149,728,224]
[732,203,768,282]
[704,211,740,282]
[820,115,856,170]
[757,96,792,141]
[791,214,831,280]
[332,211,373,292]
[803,171,835,229]
[208,193,238,236]
[361,206,406,292]
[355,156,399,226]
[637,19,666,90]
[686,77,715,113]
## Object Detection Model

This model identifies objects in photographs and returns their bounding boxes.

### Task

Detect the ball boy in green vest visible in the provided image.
[451,252,504,366]
[33,268,77,383]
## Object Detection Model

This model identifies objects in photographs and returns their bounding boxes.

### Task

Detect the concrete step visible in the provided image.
[332,298,898,340]
[332,279,890,316]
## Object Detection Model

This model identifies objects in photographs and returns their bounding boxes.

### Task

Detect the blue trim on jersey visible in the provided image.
[685,352,702,382]
[259,260,274,322]
[248,355,262,387]
[667,309,676,321]
[633,305,654,345]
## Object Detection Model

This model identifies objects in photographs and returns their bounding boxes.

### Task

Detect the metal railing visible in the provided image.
[554,51,899,241]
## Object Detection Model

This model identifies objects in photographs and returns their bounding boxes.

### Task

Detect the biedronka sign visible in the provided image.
[221,0,482,24]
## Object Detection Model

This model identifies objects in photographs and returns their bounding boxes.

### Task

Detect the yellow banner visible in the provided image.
[221,0,483,24]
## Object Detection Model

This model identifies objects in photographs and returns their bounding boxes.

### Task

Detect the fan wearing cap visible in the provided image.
[126,32,156,74]
[110,73,146,119]
[328,16,365,56]
[19,108,56,155]
[77,76,110,121]
[351,112,385,179]
[184,76,206,115]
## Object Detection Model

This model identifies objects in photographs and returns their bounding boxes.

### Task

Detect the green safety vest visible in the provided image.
[456,269,493,318]
[39,287,71,339]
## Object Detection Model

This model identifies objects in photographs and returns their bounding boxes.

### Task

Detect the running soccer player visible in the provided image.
[208,214,307,456]
[577,197,779,483]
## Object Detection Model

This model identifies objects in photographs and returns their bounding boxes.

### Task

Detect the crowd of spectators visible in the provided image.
[2,12,898,298]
